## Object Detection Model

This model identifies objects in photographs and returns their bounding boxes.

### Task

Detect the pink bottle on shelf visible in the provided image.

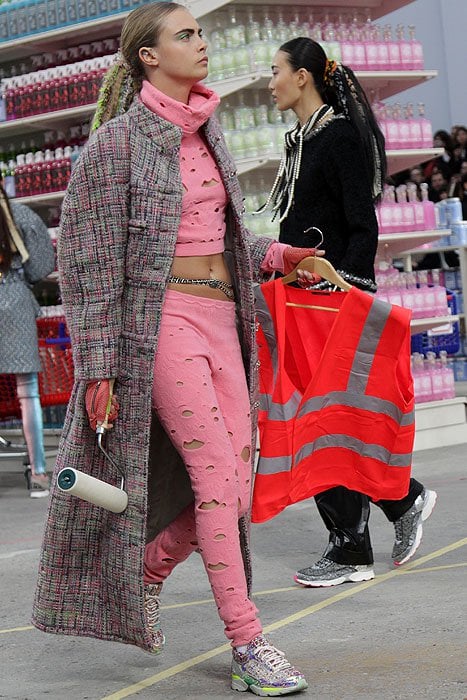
[426,352,444,401]
[385,105,400,150]
[398,105,412,149]
[383,24,401,70]
[420,182,436,230]
[349,17,366,70]
[374,24,390,70]
[387,275,403,308]
[397,24,414,69]
[439,351,456,399]
[401,272,416,314]
[338,24,355,67]
[418,102,433,148]
[418,271,436,317]
[431,269,449,316]
[408,25,424,69]
[412,354,432,403]
[419,356,434,403]
[387,185,400,232]
[407,183,424,230]
[406,102,423,148]
[364,21,378,70]
[397,184,415,232]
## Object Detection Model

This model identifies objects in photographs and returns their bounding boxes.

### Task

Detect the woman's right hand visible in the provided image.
[85,379,119,431]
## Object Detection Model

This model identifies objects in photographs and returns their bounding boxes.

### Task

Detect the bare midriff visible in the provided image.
[168,253,233,301]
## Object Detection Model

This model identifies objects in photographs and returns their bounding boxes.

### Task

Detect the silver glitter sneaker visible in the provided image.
[294,557,374,587]
[392,488,437,566]
[231,635,308,696]
[143,583,165,654]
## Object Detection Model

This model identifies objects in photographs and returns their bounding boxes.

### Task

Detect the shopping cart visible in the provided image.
[0,317,74,468]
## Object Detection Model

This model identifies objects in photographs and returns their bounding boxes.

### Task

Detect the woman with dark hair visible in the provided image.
[31,3,319,694]
[423,129,455,181]
[0,182,55,496]
[260,37,436,587]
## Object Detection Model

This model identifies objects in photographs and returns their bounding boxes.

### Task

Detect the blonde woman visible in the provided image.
[32,3,319,694]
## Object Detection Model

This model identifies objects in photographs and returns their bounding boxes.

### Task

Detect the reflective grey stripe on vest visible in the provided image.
[257,433,411,475]
[296,434,411,468]
[257,454,292,475]
[260,391,301,420]
[298,391,414,427]
[347,296,391,394]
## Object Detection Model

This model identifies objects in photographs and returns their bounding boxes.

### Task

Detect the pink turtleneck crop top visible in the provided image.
[139,80,289,272]
[140,80,226,256]
[177,133,227,256]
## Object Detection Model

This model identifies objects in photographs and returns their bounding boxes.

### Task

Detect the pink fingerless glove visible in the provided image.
[282,247,321,275]
[85,379,119,431]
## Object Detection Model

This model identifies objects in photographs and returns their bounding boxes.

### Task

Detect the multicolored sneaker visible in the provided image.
[294,557,374,587]
[143,583,165,654]
[392,488,437,566]
[231,634,308,696]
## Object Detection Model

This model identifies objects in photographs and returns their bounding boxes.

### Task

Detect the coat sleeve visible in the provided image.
[57,121,130,380]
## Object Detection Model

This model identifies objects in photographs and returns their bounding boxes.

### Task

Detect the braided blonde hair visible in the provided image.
[91,2,183,131]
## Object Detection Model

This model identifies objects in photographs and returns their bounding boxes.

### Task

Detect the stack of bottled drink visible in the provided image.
[411,351,456,403]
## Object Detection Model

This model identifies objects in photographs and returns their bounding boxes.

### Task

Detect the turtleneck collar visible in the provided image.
[140,79,220,135]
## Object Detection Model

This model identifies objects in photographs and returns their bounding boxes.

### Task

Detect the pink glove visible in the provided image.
[283,247,325,285]
[85,379,119,431]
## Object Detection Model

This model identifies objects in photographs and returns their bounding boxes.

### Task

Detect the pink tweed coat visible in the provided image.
[32,96,275,651]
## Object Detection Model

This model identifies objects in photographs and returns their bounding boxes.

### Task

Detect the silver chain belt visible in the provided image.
[168,275,235,300]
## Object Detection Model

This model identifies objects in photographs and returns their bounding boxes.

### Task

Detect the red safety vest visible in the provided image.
[252,279,414,524]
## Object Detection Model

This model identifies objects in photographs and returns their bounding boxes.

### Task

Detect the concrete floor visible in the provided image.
[0,442,466,700]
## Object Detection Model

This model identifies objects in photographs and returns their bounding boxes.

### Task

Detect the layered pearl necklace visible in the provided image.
[258,104,335,223]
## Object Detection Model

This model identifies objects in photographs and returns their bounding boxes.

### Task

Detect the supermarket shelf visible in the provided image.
[232,0,415,18]
[0,104,95,137]
[377,230,447,258]
[213,69,437,101]
[387,148,443,176]
[410,314,459,335]
[12,191,66,207]
[0,12,128,60]
[400,242,467,256]
[0,0,416,59]
[0,68,437,140]
[356,70,437,99]
[413,396,467,451]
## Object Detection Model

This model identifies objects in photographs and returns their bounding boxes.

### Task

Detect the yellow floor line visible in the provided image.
[0,625,34,634]
[2,544,467,638]
[100,537,467,700]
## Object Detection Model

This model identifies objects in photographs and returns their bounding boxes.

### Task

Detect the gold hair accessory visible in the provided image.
[323,59,338,86]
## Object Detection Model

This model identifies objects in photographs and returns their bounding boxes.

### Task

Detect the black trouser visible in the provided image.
[315,479,424,565]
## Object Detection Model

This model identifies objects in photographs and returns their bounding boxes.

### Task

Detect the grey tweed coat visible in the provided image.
[0,202,54,374]
[32,96,275,651]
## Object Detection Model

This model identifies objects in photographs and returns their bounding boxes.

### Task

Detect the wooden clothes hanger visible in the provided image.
[281,256,352,312]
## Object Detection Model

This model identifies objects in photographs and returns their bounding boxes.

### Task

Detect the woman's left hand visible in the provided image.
[283,246,325,286]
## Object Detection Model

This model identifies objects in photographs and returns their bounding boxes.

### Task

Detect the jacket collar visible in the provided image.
[127,96,183,149]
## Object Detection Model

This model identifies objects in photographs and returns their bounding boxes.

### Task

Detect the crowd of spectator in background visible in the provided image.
[394,124,467,220]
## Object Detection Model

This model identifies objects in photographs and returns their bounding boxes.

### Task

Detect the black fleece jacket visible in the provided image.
[279,117,378,283]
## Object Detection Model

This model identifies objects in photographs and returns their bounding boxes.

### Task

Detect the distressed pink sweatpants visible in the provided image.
[144,289,262,646]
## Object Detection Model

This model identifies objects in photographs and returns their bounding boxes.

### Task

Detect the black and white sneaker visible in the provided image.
[294,557,375,587]
[392,488,437,566]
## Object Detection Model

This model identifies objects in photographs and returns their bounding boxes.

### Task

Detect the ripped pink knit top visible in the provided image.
[140,80,226,256]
